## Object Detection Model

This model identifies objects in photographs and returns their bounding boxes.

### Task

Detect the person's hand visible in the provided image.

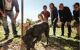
[12,17,16,24]
[12,12,19,24]
[2,13,6,17]
[0,10,5,17]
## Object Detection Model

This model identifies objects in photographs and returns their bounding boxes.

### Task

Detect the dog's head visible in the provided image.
[22,22,31,36]
[23,22,31,30]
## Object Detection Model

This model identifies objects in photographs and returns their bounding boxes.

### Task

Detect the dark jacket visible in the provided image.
[51,7,58,22]
[59,7,72,21]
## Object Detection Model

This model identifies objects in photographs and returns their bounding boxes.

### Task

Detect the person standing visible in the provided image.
[73,3,80,39]
[49,3,58,36]
[4,0,19,39]
[59,3,72,37]
[41,5,50,22]
[0,0,10,39]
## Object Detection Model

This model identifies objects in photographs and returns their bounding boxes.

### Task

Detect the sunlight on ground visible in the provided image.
[0,25,78,50]
[0,25,21,50]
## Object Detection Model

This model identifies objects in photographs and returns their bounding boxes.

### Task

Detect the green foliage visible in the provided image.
[26,18,35,25]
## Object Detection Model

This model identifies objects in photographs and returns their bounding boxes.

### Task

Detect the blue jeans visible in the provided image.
[5,11,17,35]
[0,17,9,35]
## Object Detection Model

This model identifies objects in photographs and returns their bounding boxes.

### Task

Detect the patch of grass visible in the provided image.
[13,38,21,44]
[0,25,21,44]
[0,24,78,50]
[49,27,79,50]
[49,27,77,38]
[64,46,72,50]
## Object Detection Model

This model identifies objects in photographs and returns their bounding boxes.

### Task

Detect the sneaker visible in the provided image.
[4,34,9,40]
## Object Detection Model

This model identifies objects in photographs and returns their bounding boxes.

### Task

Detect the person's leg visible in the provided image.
[67,21,72,38]
[61,21,65,36]
[78,22,80,40]
[2,16,9,39]
[74,22,80,39]
[74,18,80,39]
[44,23,49,44]
[77,24,79,35]
[7,11,18,37]
[53,18,58,36]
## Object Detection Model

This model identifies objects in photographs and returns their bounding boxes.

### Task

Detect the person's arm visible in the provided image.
[13,0,19,19]
[68,7,73,20]
[54,8,58,19]
[51,13,54,25]
[59,10,63,21]
[0,9,5,17]
[52,8,58,22]
[73,11,75,20]
[0,10,3,15]
[48,11,50,18]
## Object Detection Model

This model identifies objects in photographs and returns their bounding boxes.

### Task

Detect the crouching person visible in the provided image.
[73,3,80,39]
[59,3,72,37]
[49,3,58,36]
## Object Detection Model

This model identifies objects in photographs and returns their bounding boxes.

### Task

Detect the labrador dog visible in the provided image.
[22,22,49,50]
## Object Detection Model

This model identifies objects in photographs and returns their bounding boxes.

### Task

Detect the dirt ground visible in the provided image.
[0,25,79,50]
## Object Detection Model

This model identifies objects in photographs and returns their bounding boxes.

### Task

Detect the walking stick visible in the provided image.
[21,0,24,50]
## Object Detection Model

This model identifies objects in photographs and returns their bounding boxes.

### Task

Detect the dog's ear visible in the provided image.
[23,23,28,30]
[23,23,28,36]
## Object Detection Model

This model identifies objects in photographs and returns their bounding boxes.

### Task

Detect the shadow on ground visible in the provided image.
[48,36,80,50]
[0,38,13,50]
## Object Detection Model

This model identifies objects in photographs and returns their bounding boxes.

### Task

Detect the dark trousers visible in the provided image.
[0,17,9,35]
[5,11,17,35]
[61,20,72,37]
[51,18,58,35]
